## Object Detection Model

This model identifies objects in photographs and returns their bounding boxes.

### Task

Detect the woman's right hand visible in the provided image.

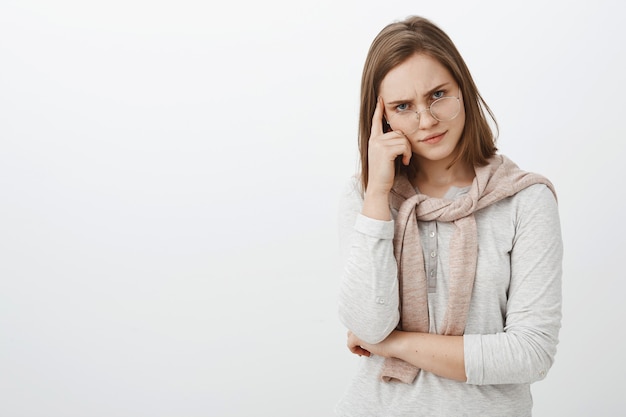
[366,96,412,195]
[361,97,412,220]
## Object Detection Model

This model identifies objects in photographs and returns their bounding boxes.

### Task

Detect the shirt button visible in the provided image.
[430,270,435,277]
[376,297,385,305]
[429,231,435,238]
[430,251,436,258]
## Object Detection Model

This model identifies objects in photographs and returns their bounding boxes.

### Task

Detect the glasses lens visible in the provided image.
[430,97,460,121]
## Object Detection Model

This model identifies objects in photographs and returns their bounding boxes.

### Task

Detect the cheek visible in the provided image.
[454,111,466,136]
[457,107,466,128]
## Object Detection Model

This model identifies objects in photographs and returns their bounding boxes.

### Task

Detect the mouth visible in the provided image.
[419,131,446,144]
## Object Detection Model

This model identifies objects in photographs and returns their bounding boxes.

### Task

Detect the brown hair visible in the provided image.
[358,16,498,192]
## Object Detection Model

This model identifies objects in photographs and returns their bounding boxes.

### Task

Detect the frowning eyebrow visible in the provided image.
[385,82,453,106]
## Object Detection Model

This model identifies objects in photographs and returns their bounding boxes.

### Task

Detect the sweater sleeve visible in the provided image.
[464,184,563,385]
[337,177,400,344]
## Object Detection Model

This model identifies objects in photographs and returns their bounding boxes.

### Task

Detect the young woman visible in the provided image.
[337,16,563,416]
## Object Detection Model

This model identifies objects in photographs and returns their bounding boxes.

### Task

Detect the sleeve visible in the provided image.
[464,184,563,385]
[337,177,400,344]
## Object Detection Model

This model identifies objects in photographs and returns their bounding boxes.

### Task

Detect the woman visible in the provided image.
[336,16,562,417]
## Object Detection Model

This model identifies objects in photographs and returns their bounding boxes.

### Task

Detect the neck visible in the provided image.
[413,156,474,197]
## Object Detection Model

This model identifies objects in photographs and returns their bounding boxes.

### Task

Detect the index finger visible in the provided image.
[370,96,385,137]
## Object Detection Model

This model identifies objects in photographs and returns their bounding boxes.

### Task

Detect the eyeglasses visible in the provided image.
[385,89,461,135]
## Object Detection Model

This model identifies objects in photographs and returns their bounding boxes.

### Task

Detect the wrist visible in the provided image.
[364,184,391,198]
[361,190,392,221]
[386,330,408,359]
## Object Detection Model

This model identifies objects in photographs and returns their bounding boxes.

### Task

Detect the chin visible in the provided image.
[414,145,458,162]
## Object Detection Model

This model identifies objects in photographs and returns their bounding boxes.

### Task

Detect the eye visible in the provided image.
[432,90,445,100]
[396,103,410,112]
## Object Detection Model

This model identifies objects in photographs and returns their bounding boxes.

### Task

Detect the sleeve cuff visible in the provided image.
[464,334,484,385]
[354,213,395,239]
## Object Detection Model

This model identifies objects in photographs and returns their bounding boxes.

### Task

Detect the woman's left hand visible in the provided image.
[347,331,371,357]
[347,330,401,358]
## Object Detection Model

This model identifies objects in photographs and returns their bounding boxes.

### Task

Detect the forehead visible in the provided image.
[380,53,454,97]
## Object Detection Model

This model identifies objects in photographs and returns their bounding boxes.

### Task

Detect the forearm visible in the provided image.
[353,330,467,382]
[392,331,466,382]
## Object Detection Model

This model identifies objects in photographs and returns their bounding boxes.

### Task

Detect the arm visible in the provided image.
[337,178,400,343]
[338,97,412,344]
[343,183,467,381]
[464,184,563,385]
[348,330,467,382]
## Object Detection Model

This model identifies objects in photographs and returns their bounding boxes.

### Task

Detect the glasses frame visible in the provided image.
[386,88,462,132]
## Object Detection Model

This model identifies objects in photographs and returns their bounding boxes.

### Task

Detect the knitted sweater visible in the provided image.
[336,173,563,417]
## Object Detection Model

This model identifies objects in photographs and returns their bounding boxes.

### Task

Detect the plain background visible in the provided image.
[1,0,625,416]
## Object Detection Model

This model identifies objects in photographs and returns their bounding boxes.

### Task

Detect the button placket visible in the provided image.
[426,222,438,293]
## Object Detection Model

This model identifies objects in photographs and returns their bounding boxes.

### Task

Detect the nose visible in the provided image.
[417,107,438,129]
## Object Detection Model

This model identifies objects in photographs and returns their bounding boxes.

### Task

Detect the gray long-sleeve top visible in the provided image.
[336,175,563,417]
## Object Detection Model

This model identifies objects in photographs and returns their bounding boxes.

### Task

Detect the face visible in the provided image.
[379,53,465,164]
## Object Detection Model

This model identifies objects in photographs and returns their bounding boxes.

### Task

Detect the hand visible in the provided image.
[347,331,371,357]
[366,96,412,195]
[347,330,403,358]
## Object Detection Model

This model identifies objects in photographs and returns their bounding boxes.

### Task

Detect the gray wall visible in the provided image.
[1,0,624,416]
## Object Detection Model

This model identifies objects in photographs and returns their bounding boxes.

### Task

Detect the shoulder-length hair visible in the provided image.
[358,16,498,192]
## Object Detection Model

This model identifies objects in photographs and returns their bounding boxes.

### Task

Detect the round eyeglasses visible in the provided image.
[385,89,461,135]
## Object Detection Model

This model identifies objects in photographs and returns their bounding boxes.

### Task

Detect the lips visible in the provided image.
[419,131,446,144]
